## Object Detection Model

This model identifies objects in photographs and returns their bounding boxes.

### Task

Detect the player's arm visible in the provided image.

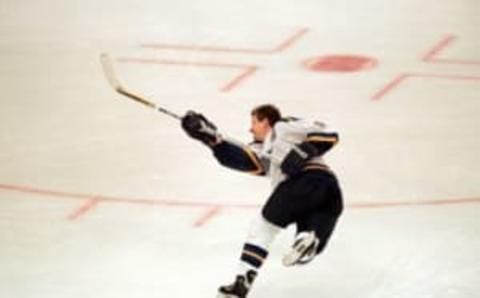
[280,120,339,176]
[181,111,265,175]
[211,140,265,175]
[305,131,339,156]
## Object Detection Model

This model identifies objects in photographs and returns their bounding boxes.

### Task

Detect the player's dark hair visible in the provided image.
[251,104,282,126]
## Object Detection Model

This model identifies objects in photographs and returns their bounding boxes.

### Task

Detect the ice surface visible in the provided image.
[0,0,479,297]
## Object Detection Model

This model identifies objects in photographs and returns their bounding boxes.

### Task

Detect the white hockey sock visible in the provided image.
[237,214,282,275]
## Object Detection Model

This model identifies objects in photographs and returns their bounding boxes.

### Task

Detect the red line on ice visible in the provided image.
[422,34,457,61]
[423,34,480,65]
[372,74,409,101]
[141,28,310,54]
[66,198,99,221]
[0,183,479,213]
[193,206,222,227]
[372,73,480,100]
[117,57,258,93]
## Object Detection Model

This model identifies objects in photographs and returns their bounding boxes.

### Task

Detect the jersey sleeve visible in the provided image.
[211,140,266,175]
[275,118,339,156]
[305,121,339,155]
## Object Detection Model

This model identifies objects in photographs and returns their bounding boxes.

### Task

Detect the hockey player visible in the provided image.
[181,104,343,298]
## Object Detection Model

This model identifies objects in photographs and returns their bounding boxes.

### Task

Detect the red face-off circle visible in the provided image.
[303,55,377,72]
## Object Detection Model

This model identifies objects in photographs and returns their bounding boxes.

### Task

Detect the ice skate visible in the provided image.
[217,270,257,298]
[282,231,319,266]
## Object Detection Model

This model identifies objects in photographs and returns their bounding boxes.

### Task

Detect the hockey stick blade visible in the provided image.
[100,53,122,92]
[100,53,157,109]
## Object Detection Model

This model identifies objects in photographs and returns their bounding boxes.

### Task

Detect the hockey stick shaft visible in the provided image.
[100,53,182,120]
[117,87,182,120]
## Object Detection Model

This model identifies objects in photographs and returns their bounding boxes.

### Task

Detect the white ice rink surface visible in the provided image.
[1,0,479,297]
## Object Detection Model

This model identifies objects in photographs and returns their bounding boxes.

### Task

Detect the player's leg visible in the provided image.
[283,171,343,266]
[217,215,282,298]
[218,178,301,297]
[311,176,343,256]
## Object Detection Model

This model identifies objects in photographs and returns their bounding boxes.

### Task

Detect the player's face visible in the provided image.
[250,115,271,142]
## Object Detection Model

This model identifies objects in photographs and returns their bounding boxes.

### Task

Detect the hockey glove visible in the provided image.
[280,141,319,176]
[181,111,219,145]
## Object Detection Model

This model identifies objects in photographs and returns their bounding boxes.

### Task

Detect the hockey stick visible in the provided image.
[100,53,241,146]
[100,53,182,120]
[100,54,273,168]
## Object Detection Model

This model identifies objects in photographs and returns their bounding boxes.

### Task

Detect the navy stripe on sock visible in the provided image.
[240,243,269,268]
[241,253,262,268]
[243,243,268,258]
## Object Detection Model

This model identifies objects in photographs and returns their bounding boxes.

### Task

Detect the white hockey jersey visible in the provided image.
[212,118,338,189]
